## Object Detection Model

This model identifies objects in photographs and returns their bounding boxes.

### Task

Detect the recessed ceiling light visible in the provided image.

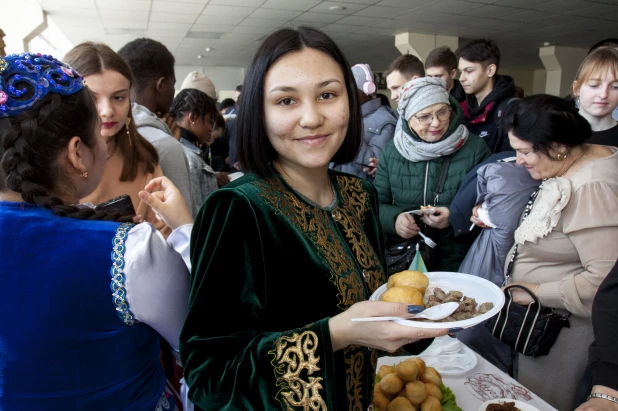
[543,42,551,46]
[329,5,346,11]
[205,47,212,52]
[197,55,203,59]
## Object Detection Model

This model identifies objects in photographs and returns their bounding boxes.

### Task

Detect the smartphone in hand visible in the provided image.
[95,194,136,216]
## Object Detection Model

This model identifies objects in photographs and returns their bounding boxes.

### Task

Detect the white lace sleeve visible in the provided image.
[123,223,191,351]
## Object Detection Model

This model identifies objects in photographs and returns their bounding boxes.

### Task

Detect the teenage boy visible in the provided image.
[425,46,465,103]
[457,39,516,153]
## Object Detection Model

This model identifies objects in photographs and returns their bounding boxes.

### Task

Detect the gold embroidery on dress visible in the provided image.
[258,175,387,411]
[270,330,327,411]
[256,177,362,309]
[335,175,387,294]
[344,345,365,411]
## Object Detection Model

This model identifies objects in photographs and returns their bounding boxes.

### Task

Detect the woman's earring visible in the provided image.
[191,121,195,125]
[126,118,132,147]
[80,171,88,178]
[557,152,567,161]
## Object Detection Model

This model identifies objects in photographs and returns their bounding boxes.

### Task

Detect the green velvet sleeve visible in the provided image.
[181,188,339,410]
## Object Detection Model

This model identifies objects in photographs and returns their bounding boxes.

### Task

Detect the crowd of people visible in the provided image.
[0,25,617,411]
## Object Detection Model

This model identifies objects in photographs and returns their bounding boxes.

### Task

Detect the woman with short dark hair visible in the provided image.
[490,94,618,410]
[180,27,447,411]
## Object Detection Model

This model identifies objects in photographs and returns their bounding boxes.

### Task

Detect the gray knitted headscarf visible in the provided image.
[394,77,469,161]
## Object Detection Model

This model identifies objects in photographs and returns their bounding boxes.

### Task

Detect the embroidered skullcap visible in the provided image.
[397,77,449,121]
[0,53,84,118]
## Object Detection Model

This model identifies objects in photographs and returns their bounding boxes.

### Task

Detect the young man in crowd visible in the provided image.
[457,39,516,153]
[425,46,466,103]
[331,63,397,181]
[384,54,425,104]
[118,38,194,214]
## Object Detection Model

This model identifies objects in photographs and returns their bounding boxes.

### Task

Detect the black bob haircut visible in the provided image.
[502,94,591,159]
[236,26,362,177]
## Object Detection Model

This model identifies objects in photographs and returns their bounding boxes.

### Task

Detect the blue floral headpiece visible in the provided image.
[0,52,84,118]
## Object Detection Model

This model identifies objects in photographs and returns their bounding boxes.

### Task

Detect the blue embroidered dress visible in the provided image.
[0,202,169,410]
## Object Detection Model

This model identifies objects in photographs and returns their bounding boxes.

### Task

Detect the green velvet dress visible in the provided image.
[180,170,430,411]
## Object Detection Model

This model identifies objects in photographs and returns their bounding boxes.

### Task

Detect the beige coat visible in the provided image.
[506,147,618,411]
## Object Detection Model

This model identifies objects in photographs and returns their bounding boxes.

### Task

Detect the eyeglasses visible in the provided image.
[414,107,452,125]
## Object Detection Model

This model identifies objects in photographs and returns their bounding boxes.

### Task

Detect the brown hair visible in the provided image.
[573,47,618,96]
[425,46,457,72]
[384,54,425,79]
[64,42,158,182]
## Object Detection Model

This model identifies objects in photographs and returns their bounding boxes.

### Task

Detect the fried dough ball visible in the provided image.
[373,392,391,410]
[388,270,429,294]
[378,365,396,380]
[419,367,442,386]
[375,380,396,401]
[425,383,443,401]
[404,380,428,405]
[381,286,424,306]
[420,394,442,411]
[395,359,420,382]
[408,357,426,377]
[387,396,417,411]
[380,373,405,396]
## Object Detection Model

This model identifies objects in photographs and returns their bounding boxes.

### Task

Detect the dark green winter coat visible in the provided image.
[374,100,491,272]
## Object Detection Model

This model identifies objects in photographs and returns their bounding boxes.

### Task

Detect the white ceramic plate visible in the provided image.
[369,271,505,329]
[405,208,437,215]
[376,339,478,376]
[478,399,541,411]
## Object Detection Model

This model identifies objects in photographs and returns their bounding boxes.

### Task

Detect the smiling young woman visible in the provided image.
[179,27,447,411]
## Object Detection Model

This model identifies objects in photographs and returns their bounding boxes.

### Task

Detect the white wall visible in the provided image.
[0,0,45,54]
[499,68,535,96]
[175,65,245,101]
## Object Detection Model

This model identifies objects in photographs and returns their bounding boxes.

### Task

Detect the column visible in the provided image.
[394,32,458,62]
[539,46,587,97]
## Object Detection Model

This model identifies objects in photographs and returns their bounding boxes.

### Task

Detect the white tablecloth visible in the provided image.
[377,337,558,411]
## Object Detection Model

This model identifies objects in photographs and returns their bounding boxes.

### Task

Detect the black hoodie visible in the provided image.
[461,75,516,153]
[450,79,466,103]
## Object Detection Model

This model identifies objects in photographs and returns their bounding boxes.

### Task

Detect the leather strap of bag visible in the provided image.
[433,156,451,205]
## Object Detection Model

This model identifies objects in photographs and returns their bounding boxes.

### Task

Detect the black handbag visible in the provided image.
[486,284,570,358]
[385,157,451,275]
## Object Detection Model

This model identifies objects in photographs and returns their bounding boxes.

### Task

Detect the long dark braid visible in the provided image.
[0,89,132,222]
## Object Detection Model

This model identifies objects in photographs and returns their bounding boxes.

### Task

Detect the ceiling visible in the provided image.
[34,0,618,71]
